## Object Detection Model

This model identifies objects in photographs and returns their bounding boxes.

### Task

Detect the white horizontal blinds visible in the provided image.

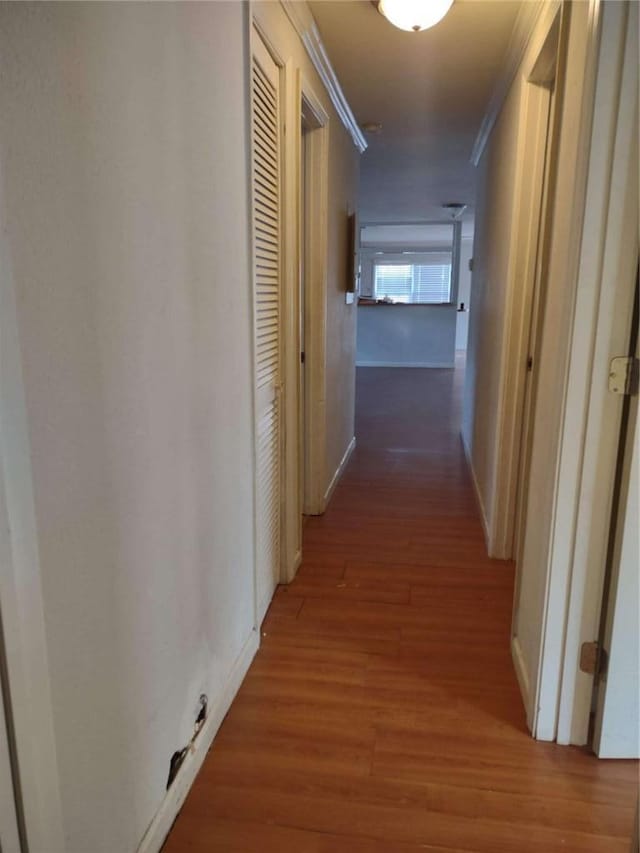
[374,264,413,302]
[252,35,281,620]
[414,261,451,303]
[374,252,452,303]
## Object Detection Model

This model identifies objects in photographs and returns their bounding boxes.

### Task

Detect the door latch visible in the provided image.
[608,356,639,396]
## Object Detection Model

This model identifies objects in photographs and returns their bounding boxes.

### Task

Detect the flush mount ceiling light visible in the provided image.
[376,0,454,32]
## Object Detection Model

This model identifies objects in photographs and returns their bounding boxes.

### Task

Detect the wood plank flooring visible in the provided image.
[164,364,638,852]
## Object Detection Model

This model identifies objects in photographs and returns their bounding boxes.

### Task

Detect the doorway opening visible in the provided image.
[297,89,329,521]
[279,79,330,585]
[491,7,562,567]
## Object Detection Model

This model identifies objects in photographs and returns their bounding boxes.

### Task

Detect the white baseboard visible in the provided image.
[137,628,260,853]
[511,634,531,728]
[257,583,276,628]
[323,436,356,508]
[282,548,302,585]
[356,361,454,369]
[461,432,491,550]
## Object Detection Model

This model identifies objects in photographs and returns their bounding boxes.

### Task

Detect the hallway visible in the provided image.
[164,365,637,852]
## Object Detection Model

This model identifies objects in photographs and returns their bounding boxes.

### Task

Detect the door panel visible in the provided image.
[593,327,639,758]
[252,34,282,623]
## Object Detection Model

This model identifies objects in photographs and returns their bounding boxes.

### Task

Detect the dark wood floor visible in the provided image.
[164,365,638,852]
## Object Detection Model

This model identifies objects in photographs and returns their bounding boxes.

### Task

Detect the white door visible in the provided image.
[0,662,21,852]
[593,328,640,758]
[251,34,282,623]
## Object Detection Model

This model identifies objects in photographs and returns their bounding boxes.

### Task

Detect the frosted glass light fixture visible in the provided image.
[377,0,454,32]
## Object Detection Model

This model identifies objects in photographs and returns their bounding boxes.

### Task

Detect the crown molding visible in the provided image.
[470,0,557,167]
[280,0,367,153]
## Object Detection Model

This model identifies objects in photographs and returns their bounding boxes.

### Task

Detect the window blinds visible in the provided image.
[373,253,452,304]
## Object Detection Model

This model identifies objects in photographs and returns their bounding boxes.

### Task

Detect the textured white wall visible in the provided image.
[462,77,522,537]
[0,4,255,850]
[357,306,457,367]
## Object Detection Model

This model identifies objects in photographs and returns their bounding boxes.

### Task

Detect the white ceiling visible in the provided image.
[308,0,522,224]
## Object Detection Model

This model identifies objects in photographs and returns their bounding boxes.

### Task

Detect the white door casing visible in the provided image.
[299,82,329,520]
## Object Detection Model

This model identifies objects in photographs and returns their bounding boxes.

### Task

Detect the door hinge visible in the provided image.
[300,351,305,364]
[579,641,608,678]
[608,356,639,396]
[526,355,533,372]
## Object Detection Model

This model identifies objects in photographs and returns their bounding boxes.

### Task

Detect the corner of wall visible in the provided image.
[322,435,355,509]
[461,431,491,551]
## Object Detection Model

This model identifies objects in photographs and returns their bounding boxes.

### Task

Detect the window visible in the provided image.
[373,254,452,304]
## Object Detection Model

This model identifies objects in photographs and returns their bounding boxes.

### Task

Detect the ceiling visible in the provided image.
[308,0,522,225]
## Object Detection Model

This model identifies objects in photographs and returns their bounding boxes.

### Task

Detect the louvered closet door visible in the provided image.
[252,34,282,623]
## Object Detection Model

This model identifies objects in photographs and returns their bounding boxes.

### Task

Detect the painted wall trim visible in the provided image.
[137,629,260,853]
[279,0,367,153]
[470,1,555,166]
[461,434,491,550]
[322,436,356,510]
[356,361,454,369]
[280,55,304,587]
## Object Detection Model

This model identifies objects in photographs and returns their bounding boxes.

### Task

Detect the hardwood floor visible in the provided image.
[164,364,638,852]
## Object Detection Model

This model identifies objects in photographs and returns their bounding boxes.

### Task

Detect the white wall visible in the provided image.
[455,237,473,350]
[357,306,457,367]
[0,4,255,851]
[462,78,521,540]
[0,3,362,848]
[324,140,360,490]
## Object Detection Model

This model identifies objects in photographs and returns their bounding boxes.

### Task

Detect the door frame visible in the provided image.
[299,82,329,521]
[513,0,639,743]
[490,1,562,562]
[280,69,329,584]
[551,0,638,746]
[509,0,606,738]
[252,10,330,587]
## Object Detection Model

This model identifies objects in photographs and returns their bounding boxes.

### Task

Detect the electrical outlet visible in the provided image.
[165,695,208,790]
[195,694,207,730]
[166,748,188,790]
